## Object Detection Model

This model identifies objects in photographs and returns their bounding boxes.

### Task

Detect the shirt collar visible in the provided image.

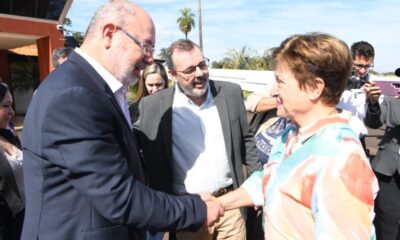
[174,82,213,107]
[75,48,124,94]
[296,110,352,144]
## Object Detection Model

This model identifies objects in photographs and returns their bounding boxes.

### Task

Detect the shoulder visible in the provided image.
[211,80,241,91]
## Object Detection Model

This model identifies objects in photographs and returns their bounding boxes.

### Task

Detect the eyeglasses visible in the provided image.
[176,58,210,77]
[353,63,374,70]
[117,27,155,56]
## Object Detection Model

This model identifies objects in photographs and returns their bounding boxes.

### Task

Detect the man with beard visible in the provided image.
[135,39,261,240]
[21,1,223,240]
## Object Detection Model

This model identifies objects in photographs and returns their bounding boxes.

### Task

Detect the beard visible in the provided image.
[116,65,137,86]
[178,76,209,98]
[110,45,147,86]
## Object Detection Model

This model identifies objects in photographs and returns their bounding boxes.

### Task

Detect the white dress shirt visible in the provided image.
[75,48,131,125]
[172,84,232,194]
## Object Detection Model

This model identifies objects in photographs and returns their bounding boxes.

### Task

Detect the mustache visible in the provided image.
[194,76,208,83]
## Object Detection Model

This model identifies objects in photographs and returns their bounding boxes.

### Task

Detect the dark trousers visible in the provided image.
[374,172,400,240]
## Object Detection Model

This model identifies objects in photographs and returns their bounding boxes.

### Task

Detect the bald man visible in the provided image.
[21,1,222,239]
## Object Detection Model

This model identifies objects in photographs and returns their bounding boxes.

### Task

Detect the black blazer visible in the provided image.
[21,51,206,240]
[365,96,400,176]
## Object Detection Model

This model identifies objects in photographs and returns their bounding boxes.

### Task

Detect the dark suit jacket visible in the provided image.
[21,52,206,240]
[365,96,400,176]
[134,80,261,196]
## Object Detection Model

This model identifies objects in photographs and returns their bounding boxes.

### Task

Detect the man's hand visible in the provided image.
[198,192,224,227]
[364,81,381,104]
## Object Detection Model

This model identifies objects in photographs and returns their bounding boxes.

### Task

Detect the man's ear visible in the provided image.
[102,23,118,49]
[168,69,178,83]
[308,77,325,101]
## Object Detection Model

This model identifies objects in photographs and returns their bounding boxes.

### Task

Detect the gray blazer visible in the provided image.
[134,80,261,195]
[365,96,400,176]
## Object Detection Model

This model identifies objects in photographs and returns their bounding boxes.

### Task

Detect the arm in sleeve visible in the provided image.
[43,88,206,232]
[364,101,382,129]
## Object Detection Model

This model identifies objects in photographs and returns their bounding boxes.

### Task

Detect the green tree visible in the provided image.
[177,8,196,39]
[212,47,274,70]
[158,47,168,60]
[221,46,254,69]
[63,17,84,46]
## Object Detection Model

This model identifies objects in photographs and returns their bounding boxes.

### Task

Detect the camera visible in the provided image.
[347,75,368,90]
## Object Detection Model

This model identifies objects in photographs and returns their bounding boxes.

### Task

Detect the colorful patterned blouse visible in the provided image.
[242,112,378,239]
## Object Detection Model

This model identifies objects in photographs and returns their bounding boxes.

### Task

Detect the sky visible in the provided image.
[66,0,400,73]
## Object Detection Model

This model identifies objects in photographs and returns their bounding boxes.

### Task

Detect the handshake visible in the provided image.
[199,192,225,227]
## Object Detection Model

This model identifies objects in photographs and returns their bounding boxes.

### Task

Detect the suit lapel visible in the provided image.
[69,52,146,182]
[210,81,233,163]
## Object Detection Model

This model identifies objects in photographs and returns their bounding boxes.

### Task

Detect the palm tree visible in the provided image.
[177,8,196,39]
[222,46,255,69]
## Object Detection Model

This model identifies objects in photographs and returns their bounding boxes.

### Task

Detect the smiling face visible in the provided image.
[109,8,156,86]
[272,61,313,124]
[0,91,14,129]
[170,47,209,105]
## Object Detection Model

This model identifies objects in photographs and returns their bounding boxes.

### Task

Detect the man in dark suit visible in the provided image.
[134,39,261,240]
[21,1,222,240]
[364,70,400,240]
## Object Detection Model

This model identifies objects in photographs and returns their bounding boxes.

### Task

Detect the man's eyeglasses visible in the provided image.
[353,63,374,70]
[176,58,210,76]
[117,27,155,56]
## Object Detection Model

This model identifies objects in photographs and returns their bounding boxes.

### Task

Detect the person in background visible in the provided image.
[52,47,73,69]
[217,32,378,239]
[338,41,375,155]
[364,68,400,240]
[129,62,168,124]
[0,83,24,240]
[20,1,223,239]
[135,39,261,240]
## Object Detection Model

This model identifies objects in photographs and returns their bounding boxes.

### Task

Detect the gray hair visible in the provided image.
[52,47,73,68]
[84,0,137,40]
[166,39,200,70]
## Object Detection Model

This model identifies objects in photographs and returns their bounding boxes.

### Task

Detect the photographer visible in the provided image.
[337,41,375,155]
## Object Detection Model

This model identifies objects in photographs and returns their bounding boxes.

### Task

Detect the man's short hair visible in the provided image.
[166,39,200,70]
[351,41,375,60]
[52,47,73,68]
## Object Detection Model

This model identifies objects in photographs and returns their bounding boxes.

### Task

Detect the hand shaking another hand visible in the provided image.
[198,192,224,228]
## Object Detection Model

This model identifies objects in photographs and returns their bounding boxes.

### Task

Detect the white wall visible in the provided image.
[209,68,275,92]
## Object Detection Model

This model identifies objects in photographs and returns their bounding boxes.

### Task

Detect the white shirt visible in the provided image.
[337,89,368,137]
[75,48,131,125]
[171,84,232,194]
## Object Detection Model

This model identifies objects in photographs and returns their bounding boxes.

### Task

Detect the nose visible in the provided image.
[143,54,154,65]
[194,66,204,77]
[151,86,160,93]
[9,107,15,117]
[270,82,279,97]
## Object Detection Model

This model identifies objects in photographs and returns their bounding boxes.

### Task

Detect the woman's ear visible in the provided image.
[308,77,325,101]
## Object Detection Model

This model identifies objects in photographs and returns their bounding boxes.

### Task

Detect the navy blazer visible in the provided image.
[21,52,206,240]
[365,96,400,176]
[134,81,261,195]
